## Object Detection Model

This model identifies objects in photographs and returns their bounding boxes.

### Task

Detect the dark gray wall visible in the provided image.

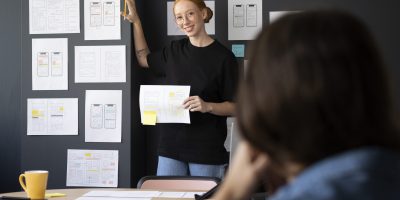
[19,0,132,189]
[0,0,22,193]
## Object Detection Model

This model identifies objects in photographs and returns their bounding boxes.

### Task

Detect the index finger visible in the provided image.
[182,96,195,105]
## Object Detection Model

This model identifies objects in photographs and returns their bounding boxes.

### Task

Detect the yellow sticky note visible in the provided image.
[32,109,41,117]
[45,193,66,198]
[143,111,157,125]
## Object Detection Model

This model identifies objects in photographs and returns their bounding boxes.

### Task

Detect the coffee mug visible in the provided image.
[19,170,48,199]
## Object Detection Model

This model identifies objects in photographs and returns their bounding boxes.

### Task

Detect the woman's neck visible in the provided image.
[189,34,214,47]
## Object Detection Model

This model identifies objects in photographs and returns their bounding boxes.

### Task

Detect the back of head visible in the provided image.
[237,9,400,166]
[174,0,213,23]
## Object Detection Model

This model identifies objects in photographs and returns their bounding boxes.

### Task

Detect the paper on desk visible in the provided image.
[76,198,151,200]
[66,149,119,187]
[182,192,205,198]
[77,190,204,199]
[139,85,190,124]
[83,190,160,198]
[158,191,205,198]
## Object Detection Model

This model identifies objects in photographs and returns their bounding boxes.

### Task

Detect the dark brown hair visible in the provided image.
[237,10,400,166]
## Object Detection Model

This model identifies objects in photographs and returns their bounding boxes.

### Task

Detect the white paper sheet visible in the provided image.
[269,11,300,23]
[83,191,161,198]
[77,198,149,200]
[139,85,191,124]
[228,0,263,40]
[27,98,78,135]
[167,1,215,36]
[75,46,126,83]
[29,0,80,34]
[66,149,119,187]
[77,190,204,199]
[85,90,122,142]
[32,38,68,90]
[182,192,205,198]
[84,0,121,40]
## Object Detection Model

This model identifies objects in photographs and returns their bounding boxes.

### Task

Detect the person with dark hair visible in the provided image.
[214,10,400,200]
[123,0,238,178]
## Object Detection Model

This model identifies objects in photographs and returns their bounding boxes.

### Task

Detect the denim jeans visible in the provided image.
[157,156,226,179]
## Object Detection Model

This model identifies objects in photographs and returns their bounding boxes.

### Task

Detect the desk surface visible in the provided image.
[0,188,196,200]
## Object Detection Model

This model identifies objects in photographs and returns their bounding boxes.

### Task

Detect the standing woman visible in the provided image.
[123,0,238,179]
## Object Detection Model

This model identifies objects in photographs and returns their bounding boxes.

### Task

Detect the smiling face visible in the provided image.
[173,0,207,37]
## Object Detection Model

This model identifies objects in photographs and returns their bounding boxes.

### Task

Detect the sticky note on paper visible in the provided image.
[143,111,157,125]
[32,109,42,117]
[232,44,245,58]
[45,193,66,198]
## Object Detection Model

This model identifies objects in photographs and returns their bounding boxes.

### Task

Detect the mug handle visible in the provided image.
[19,174,27,192]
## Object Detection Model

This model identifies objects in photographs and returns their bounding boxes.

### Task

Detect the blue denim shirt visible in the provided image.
[270,147,400,200]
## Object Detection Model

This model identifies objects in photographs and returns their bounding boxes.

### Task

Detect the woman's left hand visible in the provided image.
[183,96,210,113]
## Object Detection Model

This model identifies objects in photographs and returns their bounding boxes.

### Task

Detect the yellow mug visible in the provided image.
[19,170,48,199]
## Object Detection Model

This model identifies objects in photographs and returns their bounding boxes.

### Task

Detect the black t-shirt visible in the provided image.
[147,38,239,164]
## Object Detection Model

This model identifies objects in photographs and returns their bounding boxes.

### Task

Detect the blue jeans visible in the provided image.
[157,156,226,179]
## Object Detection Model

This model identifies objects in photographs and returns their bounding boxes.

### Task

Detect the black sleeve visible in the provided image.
[146,46,169,77]
[217,53,239,102]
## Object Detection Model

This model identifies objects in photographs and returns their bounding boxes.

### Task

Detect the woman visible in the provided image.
[214,10,400,199]
[123,0,238,178]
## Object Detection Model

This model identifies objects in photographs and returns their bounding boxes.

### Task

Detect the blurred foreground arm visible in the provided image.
[213,141,269,200]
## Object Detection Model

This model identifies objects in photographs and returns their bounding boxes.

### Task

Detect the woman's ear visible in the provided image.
[201,8,207,20]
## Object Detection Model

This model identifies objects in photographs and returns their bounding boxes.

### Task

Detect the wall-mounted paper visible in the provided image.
[27,98,78,135]
[66,149,118,187]
[75,45,126,83]
[167,1,215,36]
[29,0,80,34]
[139,85,190,124]
[228,0,263,40]
[269,11,300,23]
[84,0,121,40]
[32,38,68,90]
[85,90,122,142]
